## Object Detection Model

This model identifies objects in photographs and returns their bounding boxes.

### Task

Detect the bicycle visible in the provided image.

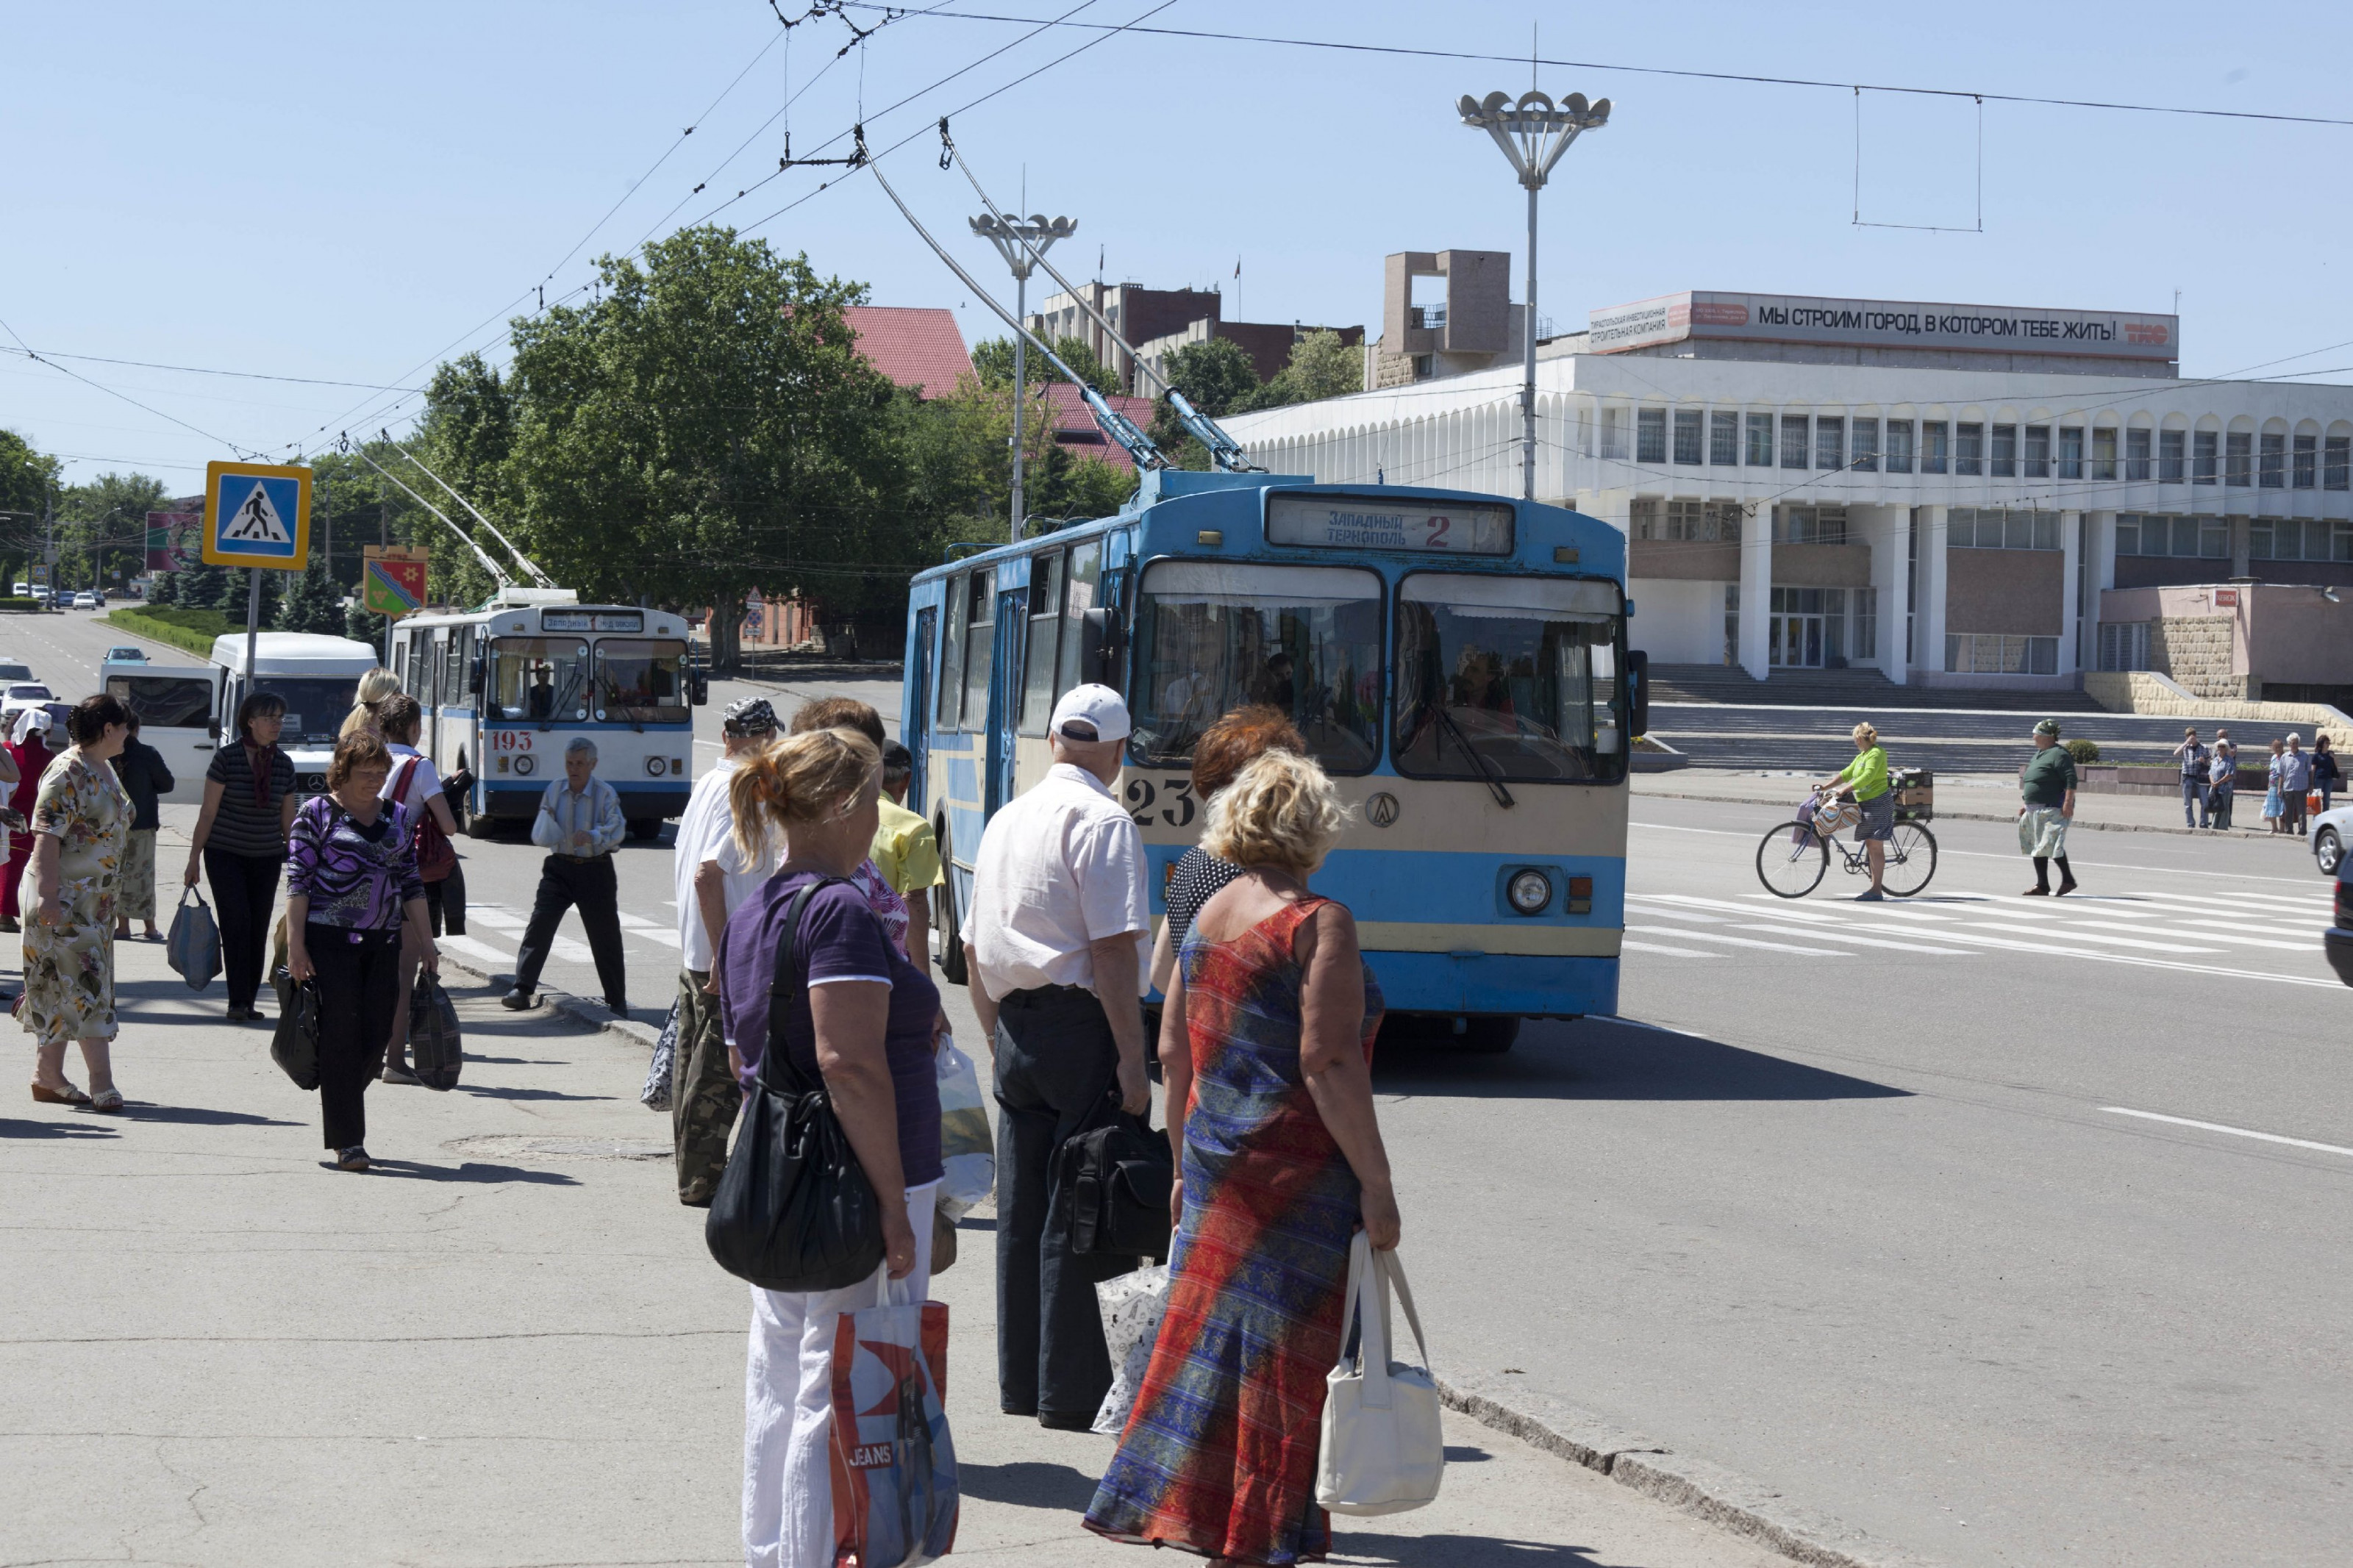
[1755,788,1938,899]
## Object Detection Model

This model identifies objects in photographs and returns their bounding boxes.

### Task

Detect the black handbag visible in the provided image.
[409,975,464,1091]
[267,967,322,1091]
[704,878,889,1293]
[1060,1091,1174,1262]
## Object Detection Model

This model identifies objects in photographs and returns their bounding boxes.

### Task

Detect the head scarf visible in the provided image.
[11,707,52,748]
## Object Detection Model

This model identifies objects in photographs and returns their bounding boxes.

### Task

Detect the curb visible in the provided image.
[1634,784,2323,844]
[434,950,661,1051]
[1438,1372,1942,1568]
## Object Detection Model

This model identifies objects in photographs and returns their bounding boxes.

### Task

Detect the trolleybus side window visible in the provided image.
[593,638,688,723]
[1129,561,1382,775]
[1055,540,1102,702]
[442,629,472,707]
[959,568,995,729]
[489,638,590,721]
[1393,574,1625,784]
[936,573,967,729]
[1018,550,1063,735]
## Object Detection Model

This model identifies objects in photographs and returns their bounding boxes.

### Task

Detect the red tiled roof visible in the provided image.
[1038,382,1157,470]
[843,306,971,397]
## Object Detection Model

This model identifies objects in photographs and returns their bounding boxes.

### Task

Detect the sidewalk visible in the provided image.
[1638,767,2335,845]
[2,942,1790,1568]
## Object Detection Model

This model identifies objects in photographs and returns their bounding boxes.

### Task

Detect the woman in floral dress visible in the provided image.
[1087,749,1399,1567]
[24,695,132,1112]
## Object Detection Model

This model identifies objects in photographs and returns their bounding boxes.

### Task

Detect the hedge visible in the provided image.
[102,606,238,659]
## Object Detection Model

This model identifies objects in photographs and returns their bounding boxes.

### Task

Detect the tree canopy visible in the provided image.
[971,334,1121,397]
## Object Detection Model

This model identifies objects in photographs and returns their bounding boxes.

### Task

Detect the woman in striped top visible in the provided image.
[286,731,436,1173]
[184,692,299,1022]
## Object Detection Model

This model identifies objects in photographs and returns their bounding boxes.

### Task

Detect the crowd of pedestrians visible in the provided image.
[2173,724,2343,836]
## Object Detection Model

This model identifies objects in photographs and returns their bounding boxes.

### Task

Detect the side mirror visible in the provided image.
[1627,649,1650,740]
[468,653,485,695]
[690,674,710,706]
[206,717,221,741]
[1079,607,1126,690]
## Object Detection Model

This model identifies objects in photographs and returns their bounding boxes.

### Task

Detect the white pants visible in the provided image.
[743,1181,939,1568]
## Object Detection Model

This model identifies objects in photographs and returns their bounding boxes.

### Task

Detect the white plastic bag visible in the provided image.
[1315,1234,1443,1516]
[935,1033,995,1219]
[1092,1263,1171,1436]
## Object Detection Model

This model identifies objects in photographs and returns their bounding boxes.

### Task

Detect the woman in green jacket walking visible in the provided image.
[1818,721,1893,901]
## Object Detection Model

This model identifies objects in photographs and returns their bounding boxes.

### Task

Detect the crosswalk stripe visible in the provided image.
[1942,918,2219,953]
[440,934,513,967]
[1624,939,1721,959]
[1732,923,1971,956]
[1628,923,1851,956]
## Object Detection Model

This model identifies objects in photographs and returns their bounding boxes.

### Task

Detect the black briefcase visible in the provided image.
[1061,1094,1174,1262]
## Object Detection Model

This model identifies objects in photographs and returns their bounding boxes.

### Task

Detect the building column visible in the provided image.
[1738,501,1774,681]
[1918,505,1950,679]
[2229,515,2252,579]
[1868,504,1907,684]
[2060,509,2082,679]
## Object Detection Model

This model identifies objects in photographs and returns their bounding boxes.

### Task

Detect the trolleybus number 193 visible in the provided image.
[1124,776,1196,828]
[488,731,535,753]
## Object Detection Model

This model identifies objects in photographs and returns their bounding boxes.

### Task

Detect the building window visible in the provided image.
[2225,431,2252,487]
[1990,424,2017,477]
[1850,418,1879,471]
[2193,429,2218,484]
[1854,587,1877,661]
[2024,424,2050,478]
[1657,499,1742,542]
[2126,427,2152,482]
[2294,433,2318,490]
[1672,408,1703,466]
[2250,518,2346,562]
[1954,422,1983,476]
[2058,426,2084,479]
[1775,505,1849,545]
[1638,407,1668,465]
[1745,412,1774,465]
[2091,428,2118,482]
[1602,407,1627,460]
[1815,417,1844,470]
[2327,435,2350,490]
[1412,354,1433,380]
[2097,622,2152,672]
[1949,507,2061,551]
[2113,513,2224,558]
[1710,410,1740,465]
[2160,429,2185,483]
[2259,432,2286,488]
[1946,633,2058,675]
[1629,498,1660,538]
[1724,584,1740,667]
[1885,420,1914,473]
[1921,420,1949,474]
[1780,415,1809,469]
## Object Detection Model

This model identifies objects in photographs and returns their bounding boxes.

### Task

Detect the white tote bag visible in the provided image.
[1315,1233,1443,1516]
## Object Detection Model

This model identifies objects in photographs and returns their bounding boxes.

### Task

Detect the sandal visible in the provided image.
[88,1088,124,1113]
[31,1081,90,1106]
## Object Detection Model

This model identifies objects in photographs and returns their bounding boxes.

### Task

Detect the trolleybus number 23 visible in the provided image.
[1124,776,1196,828]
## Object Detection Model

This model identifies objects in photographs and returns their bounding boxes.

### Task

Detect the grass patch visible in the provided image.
[103,606,236,659]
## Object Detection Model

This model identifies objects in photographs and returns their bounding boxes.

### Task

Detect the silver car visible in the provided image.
[2313,803,2353,876]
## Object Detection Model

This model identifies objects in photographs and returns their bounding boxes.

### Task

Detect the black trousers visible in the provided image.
[204,849,283,1009]
[309,924,399,1150]
[426,859,465,937]
[513,854,628,1006]
[993,985,1128,1422]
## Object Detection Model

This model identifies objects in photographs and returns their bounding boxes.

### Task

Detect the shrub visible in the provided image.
[2064,738,2101,765]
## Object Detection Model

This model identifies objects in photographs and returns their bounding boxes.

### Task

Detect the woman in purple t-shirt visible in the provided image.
[717,727,943,1568]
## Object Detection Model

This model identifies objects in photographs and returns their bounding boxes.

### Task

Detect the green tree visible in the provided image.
[1160,337,1259,417]
[146,570,177,606]
[1244,329,1363,410]
[276,562,346,635]
[346,600,380,644]
[60,470,168,594]
[213,567,282,624]
[971,334,1119,396]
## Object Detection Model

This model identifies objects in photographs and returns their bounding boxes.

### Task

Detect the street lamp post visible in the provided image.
[1457,89,1610,502]
[971,212,1076,543]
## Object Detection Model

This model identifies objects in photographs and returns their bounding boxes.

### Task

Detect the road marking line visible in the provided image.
[1629,819,2335,887]
[1623,939,1721,959]
[614,913,666,930]
[2102,1107,2353,1159]
[1627,924,1851,956]
[1732,923,1971,956]
[550,937,593,964]
[1949,919,2220,953]
[440,934,513,967]
[2035,917,2313,953]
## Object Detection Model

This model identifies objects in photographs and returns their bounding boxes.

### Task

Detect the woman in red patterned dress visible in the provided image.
[1085,748,1399,1567]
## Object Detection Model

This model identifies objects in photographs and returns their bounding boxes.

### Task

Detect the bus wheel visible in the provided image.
[626,817,663,841]
[1457,1016,1520,1053]
[936,821,968,986]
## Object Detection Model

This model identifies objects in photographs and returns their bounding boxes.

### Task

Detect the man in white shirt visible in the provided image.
[669,696,777,1206]
[504,737,629,1015]
[965,684,1150,1429]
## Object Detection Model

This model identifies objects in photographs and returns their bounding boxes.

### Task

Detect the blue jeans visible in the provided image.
[2183,777,2208,827]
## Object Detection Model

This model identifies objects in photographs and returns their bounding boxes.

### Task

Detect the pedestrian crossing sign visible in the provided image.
[201,459,312,570]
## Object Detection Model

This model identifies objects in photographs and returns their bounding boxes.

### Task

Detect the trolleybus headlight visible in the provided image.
[514,754,535,776]
[646,755,665,776]
[1507,869,1552,914]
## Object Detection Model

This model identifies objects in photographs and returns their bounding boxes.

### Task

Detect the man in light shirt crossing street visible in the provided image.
[503,737,631,1017]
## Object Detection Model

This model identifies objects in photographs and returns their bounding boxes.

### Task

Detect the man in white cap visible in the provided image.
[965,682,1151,1429]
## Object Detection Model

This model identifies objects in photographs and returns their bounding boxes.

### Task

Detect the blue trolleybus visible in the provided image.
[902,468,1646,1047]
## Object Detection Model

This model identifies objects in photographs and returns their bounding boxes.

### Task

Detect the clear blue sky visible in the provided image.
[7,1,2351,490]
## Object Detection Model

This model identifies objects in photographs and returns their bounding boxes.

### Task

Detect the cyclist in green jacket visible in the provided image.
[1817,720,1892,901]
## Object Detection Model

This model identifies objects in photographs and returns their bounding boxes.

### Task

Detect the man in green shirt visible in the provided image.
[2018,718,2078,895]
[1818,720,1893,900]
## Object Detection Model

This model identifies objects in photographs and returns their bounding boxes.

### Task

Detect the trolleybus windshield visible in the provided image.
[1393,574,1624,783]
[593,639,688,724]
[489,638,590,722]
[1129,561,1382,773]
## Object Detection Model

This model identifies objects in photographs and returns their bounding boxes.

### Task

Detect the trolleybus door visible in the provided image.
[906,606,935,817]
[985,581,1025,817]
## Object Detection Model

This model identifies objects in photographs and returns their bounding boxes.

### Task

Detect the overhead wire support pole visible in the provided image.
[969,204,1074,543]
[338,440,516,588]
[860,132,1167,487]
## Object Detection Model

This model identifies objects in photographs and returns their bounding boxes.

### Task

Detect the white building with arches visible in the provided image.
[1221,290,2353,701]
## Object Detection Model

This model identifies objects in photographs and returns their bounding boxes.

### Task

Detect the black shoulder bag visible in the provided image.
[1060,1089,1175,1264]
[704,878,890,1293]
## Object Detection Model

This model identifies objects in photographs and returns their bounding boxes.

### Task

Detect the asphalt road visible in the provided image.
[59,604,2353,1564]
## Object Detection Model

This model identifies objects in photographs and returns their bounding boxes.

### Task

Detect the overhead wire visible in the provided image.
[0,314,265,461]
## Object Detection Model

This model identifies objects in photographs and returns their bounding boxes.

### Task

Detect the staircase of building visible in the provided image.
[1646,664,2103,713]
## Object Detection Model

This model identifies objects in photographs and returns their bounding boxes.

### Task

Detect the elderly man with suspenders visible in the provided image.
[502,737,631,1017]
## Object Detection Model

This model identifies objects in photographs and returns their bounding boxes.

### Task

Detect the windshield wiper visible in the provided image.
[1434,704,1515,809]
[599,673,646,734]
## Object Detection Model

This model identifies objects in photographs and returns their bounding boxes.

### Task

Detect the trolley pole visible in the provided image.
[1458,90,1611,501]
[971,211,1076,544]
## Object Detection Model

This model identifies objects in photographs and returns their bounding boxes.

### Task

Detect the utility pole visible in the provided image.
[1458,89,1610,501]
[971,211,1075,543]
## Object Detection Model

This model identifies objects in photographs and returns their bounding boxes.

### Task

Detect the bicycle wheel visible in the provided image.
[1756,821,1829,898]
[1881,822,1938,897]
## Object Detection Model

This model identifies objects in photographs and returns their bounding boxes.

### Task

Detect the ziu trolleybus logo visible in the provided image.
[1365,792,1400,828]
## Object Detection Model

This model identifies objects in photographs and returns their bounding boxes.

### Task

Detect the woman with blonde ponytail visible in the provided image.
[718,727,944,1568]
[340,667,401,741]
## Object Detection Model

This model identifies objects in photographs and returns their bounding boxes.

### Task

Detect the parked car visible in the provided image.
[2312,803,2353,876]
[0,662,33,683]
[9,581,24,597]
[2327,848,2353,987]
[102,645,146,664]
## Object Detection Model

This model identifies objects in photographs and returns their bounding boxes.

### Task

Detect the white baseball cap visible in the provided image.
[1049,684,1131,743]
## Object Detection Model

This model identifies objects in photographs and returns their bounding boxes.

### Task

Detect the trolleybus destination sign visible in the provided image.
[1265,493,1514,555]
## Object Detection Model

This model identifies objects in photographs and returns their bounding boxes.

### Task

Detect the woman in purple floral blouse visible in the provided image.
[285,731,438,1173]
